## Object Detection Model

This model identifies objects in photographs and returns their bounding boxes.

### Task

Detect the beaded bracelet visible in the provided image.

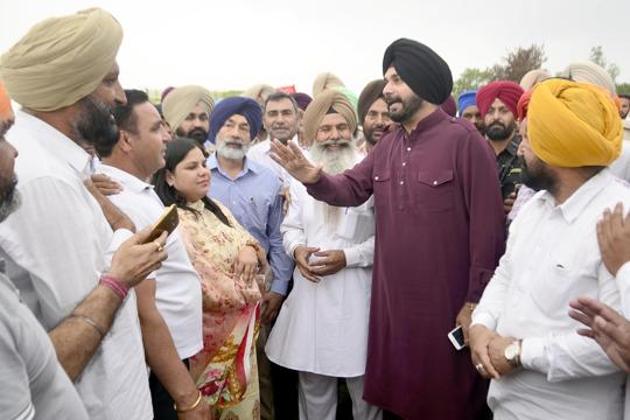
[100,274,129,301]
[174,391,203,413]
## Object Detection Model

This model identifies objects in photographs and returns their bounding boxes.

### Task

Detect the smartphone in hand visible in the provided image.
[448,325,467,350]
[143,204,179,244]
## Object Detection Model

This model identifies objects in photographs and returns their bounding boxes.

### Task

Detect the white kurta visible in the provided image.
[265,176,375,377]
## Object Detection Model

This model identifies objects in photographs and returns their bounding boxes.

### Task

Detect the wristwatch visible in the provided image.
[504,340,522,368]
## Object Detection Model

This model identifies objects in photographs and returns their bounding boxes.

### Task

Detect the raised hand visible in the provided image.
[269,139,323,184]
[597,203,630,277]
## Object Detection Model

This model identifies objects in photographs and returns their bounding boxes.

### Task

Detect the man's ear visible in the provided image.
[118,130,133,153]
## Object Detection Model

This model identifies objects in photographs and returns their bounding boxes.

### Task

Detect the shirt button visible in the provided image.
[433,181,438,185]
[374,176,379,180]
[400,181,404,185]
[407,147,411,152]
[402,162,407,167]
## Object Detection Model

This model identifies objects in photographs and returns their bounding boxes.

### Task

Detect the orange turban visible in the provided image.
[0,81,13,122]
[528,79,622,167]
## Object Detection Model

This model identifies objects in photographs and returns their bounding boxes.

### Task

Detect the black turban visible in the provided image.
[382,38,453,105]
[357,79,387,124]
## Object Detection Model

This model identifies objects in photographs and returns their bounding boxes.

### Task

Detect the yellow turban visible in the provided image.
[312,72,345,97]
[0,8,123,112]
[162,85,214,131]
[303,89,357,143]
[528,79,622,168]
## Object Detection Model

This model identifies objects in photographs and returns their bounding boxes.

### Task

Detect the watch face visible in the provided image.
[505,344,518,360]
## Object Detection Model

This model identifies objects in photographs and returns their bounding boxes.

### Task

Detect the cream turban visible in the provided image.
[560,62,616,95]
[162,85,214,131]
[303,89,357,142]
[312,72,345,97]
[519,69,550,90]
[242,84,275,105]
[528,79,622,168]
[0,8,123,112]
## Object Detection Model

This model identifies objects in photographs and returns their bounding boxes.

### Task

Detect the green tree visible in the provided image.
[452,67,494,99]
[617,83,630,95]
[589,46,620,83]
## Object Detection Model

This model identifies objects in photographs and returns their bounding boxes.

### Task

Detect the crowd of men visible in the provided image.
[1,6,630,420]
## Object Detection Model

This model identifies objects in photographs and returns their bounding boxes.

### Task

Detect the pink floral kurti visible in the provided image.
[178,200,265,418]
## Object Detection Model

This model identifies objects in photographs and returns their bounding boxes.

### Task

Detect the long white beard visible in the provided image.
[309,139,360,175]
[309,139,360,230]
[216,136,249,161]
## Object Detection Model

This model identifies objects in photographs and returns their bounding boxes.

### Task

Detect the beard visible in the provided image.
[520,156,557,193]
[176,127,208,146]
[309,138,359,175]
[74,96,118,153]
[216,136,250,161]
[386,93,423,124]
[486,120,516,142]
[363,123,386,145]
[0,176,21,223]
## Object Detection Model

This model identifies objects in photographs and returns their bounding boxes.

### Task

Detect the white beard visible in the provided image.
[216,136,249,161]
[309,139,360,230]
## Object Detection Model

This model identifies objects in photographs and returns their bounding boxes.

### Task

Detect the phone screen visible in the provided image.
[448,326,466,350]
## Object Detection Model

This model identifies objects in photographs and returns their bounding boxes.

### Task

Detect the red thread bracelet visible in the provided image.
[100,274,129,301]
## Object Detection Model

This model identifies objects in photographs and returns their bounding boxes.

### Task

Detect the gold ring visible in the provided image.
[154,241,163,253]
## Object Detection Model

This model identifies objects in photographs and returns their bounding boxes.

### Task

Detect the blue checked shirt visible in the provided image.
[207,155,294,295]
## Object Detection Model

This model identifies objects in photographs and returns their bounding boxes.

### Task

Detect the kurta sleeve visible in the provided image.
[616,262,630,318]
[471,217,520,331]
[343,236,375,268]
[281,180,306,259]
[458,131,506,302]
[306,145,376,207]
[266,183,294,296]
[519,263,622,381]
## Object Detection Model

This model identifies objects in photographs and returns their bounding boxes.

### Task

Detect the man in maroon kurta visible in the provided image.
[270,38,505,419]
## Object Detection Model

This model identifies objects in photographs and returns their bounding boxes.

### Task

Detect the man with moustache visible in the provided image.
[270,38,505,419]
[0,8,159,419]
[470,78,628,420]
[266,90,380,420]
[476,81,525,212]
[357,79,392,154]
[97,90,209,419]
[458,90,485,135]
[207,97,294,325]
[162,85,214,148]
[249,91,301,187]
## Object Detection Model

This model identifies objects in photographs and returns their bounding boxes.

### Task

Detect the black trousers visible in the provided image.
[149,358,190,420]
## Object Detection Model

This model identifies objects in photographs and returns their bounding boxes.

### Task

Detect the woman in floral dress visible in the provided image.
[154,138,266,419]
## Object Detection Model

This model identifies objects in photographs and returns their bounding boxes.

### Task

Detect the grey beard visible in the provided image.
[216,137,249,161]
[309,141,360,175]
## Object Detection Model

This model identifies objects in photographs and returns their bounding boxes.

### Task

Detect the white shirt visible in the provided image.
[247,137,294,188]
[265,174,375,377]
[611,263,630,420]
[610,140,630,182]
[472,169,629,420]
[98,164,203,359]
[0,111,152,420]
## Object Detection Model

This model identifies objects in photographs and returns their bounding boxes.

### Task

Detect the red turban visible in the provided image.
[476,81,524,117]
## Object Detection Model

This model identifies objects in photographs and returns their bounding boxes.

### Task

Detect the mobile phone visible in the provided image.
[448,325,467,350]
[144,204,179,244]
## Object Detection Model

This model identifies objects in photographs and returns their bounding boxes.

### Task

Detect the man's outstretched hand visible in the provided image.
[269,140,323,185]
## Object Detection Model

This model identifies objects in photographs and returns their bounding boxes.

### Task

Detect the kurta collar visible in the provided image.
[98,164,153,193]
[405,108,450,139]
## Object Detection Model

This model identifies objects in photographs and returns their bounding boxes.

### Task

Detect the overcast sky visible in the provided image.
[1,0,628,96]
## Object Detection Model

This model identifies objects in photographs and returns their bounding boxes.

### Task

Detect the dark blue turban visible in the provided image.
[207,96,262,143]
